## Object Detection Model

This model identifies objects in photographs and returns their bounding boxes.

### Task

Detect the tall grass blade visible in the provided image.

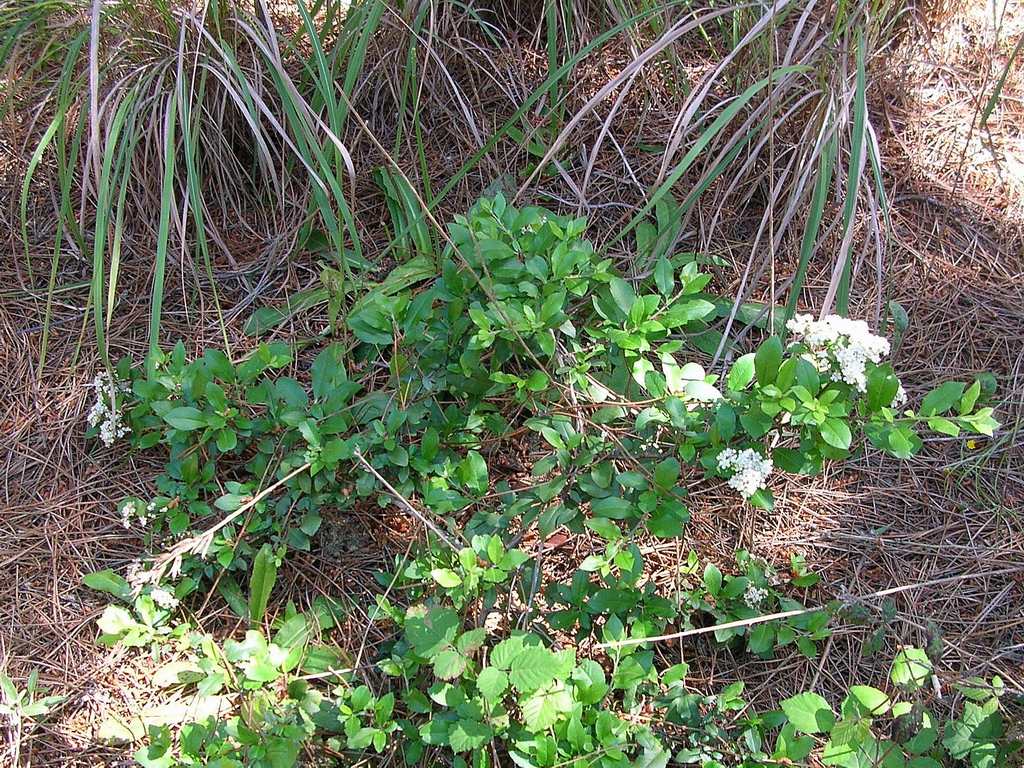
[149,89,179,374]
[827,27,867,317]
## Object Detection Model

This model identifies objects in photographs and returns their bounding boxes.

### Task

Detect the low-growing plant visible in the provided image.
[0,669,66,766]
[677,550,831,658]
[81,196,1011,766]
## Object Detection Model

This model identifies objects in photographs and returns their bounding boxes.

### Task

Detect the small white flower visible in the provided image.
[119,500,135,529]
[118,499,153,529]
[893,384,908,409]
[150,587,179,610]
[743,584,769,609]
[717,448,773,499]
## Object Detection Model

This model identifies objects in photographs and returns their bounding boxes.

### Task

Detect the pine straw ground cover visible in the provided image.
[1,0,1024,765]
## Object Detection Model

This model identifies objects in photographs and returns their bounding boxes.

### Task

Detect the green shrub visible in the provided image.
[83,197,1012,767]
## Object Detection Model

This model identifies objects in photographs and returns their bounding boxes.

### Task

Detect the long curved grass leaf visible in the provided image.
[831,28,867,317]
[148,89,178,374]
[90,91,136,365]
[981,33,1024,128]
[612,66,808,248]
[785,131,836,329]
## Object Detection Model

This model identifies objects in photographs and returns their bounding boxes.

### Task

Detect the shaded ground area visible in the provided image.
[2,0,1023,764]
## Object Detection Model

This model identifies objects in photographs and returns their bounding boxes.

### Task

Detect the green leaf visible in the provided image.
[585,517,621,541]
[490,635,527,670]
[460,451,489,494]
[965,408,1000,436]
[217,576,248,619]
[654,256,673,297]
[848,686,890,715]
[653,458,680,491]
[430,569,463,588]
[405,608,460,658]
[959,380,982,414]
[661,299,715,326]
[820,418,852,450]
[449,719,492,752]
[891,647,932,691]
[754,337,784,386]
[0,673,17,705]
[866,364,899,411]
[457,628,486,654]
[521,687,572,731]
[432,648,467,680]
[703,563,722,596]
[273,615,310,651]
[587,588,640,614]
[215,429,237,452]
[781,692,835,734]
[609,277,636,314]
[476,667,509,704]
[591,497,634,519]
[97,605,137,636]
[83,569,131,600]
[647,502,688,537]
[774,723,814,761]
[920,381,966,417]
[509,647,566,693]
[727,354,756,390]
[887,425,920,458]
[162,406,206,431]
[248,545,278,624]
[927,417,960,437]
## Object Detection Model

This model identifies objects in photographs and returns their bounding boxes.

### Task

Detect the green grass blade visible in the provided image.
[611,66,808,249]
[785,130,837,329]
[148,89,179,374]
[833,28,866,317]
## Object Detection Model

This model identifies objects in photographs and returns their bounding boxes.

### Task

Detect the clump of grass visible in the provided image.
[7,0,911,371]
[519,0,908,355]
[5,0,370,370]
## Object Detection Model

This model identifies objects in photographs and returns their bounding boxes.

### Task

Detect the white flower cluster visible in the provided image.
[521,215,549,235]
[717,448,773,499]
[786,314,890,392]
[126,558,173,599]
[149,586,179,610]
[894,383,908,409]
[87,372,130,446]
[743,583,769,610]
[119,499,159,529]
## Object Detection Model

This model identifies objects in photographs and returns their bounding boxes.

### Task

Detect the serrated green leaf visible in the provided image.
[476,667,509,703]
[520,686,572,731]
[891,647,932,691]
[432,648,467,680]
[449,719,492,752]
[406,608,460,659]
[509,647,564,693]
